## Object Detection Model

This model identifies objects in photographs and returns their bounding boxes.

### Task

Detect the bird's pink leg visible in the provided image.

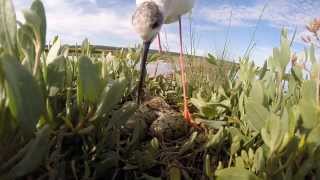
[178,16,195,126]
[157,33,163,53]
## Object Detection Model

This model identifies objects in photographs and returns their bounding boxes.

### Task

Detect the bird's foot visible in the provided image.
[183,108,201,129]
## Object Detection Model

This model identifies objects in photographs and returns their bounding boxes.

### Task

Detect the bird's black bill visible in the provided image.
[137,41,151,105]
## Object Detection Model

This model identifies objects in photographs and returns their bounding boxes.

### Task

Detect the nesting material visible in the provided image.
[126,97,189,140]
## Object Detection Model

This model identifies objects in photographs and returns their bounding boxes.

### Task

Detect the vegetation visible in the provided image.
[0,0,320,179]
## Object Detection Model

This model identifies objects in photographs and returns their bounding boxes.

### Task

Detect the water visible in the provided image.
[137,61,176,77]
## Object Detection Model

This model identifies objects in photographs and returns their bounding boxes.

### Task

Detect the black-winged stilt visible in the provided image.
[132,0,196,125]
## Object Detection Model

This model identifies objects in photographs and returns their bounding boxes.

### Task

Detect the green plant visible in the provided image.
[1,0,320,179]
[0,0,138,179]
[191,29,320,180]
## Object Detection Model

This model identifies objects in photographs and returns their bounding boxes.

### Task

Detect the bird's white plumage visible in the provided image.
[136,0,195,24]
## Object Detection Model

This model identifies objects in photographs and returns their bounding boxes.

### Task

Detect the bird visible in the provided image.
[132,0,196,126]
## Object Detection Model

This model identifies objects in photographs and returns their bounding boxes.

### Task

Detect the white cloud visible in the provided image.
[14,0,137,45]
[88,0,97,4]
[199,0,320,59]
[201,4,262,27]
[200,0,320,29]
[12,0,319,60]
[13,0,190,52]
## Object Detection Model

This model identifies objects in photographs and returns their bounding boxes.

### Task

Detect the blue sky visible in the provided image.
[14,0,320,65]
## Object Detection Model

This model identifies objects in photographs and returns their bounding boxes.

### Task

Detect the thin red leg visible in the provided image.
[178,16,194,125]
[157,33,163,53]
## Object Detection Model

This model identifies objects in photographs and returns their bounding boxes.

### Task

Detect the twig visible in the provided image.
[317,65,320,105]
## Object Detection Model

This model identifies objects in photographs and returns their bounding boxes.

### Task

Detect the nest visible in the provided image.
[126,97,190,140]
